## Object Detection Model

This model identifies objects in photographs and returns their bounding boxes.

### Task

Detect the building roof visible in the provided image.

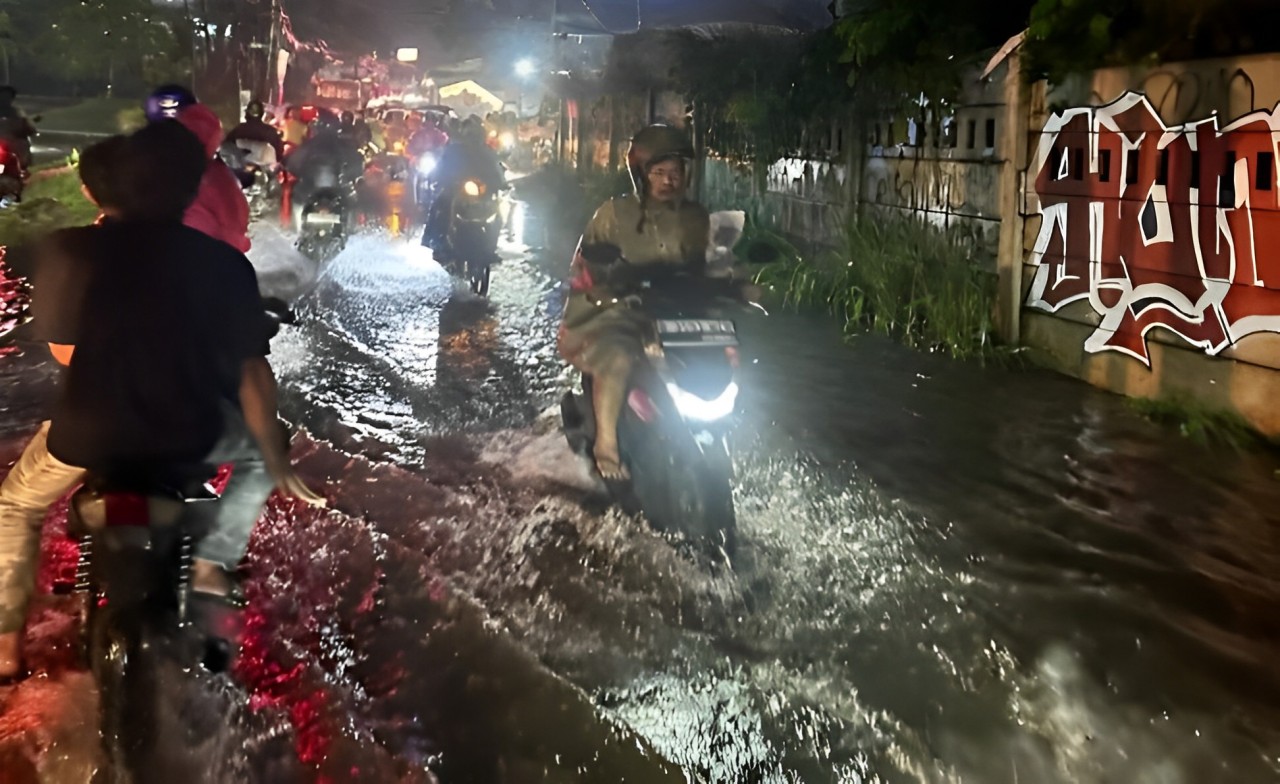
[552,0,833,35]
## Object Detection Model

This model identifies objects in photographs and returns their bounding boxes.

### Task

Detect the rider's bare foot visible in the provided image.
[0,631,22,680]
[594,443,629,481]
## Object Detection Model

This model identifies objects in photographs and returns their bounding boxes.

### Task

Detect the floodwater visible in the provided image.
[3,186,1280,783]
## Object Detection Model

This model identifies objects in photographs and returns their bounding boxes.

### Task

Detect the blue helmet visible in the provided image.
[144,84,197,123]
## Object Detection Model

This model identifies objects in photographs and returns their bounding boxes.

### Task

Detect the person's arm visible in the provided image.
[238,356,325,505]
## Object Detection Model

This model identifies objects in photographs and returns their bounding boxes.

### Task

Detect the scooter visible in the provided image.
[424,176,503,296]
[296,190,348,262]
[561,272,746,558]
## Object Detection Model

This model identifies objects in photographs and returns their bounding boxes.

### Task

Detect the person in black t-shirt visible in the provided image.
[0,122,323,677]
[0,136,127,678]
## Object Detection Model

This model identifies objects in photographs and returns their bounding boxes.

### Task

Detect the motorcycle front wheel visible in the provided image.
[619,411,737,559]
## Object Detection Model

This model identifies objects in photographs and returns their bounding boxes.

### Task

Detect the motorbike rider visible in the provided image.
[557,124,712,480]
[143,83,198,123]
[381,110,410,153]
[46,122,319,628]
[407,111,449,160]
[0,138,127,678]
[421,116,506,252]
[338,109,372,149]
[0,87,37,171]
[283,112,365,230]
[175,103,252,253]
[280,106,309,151]
[225,99,285,163]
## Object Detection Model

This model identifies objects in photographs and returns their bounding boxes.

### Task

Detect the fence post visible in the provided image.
[995,48,1031,345]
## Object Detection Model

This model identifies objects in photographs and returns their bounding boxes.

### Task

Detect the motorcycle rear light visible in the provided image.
[725,346,740,368]
[103,492,152,526]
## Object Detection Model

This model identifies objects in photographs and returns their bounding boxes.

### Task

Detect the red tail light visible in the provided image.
[102,492,153,527]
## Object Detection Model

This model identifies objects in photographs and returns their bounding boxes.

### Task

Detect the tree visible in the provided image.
[1025,0,1280,80]
[5,0,186,94]
[832,0,1033,111]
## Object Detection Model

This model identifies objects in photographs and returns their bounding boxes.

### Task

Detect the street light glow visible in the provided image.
[515,58,535,78]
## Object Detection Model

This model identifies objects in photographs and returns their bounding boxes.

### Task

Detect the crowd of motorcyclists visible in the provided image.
[0,79,751,685]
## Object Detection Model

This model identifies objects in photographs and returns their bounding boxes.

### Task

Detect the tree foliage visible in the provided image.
[1025,0,1280,80]
[833,0,1031,111]
[604,26,855,162]
[7,0,187,94]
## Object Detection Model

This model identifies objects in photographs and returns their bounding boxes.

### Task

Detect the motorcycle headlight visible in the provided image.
[666,381,738,422]
[416,153,437,175]
[499,132,515,149]
[463,179,484,197]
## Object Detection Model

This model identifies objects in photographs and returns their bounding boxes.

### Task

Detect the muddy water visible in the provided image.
[270,201,1280,783]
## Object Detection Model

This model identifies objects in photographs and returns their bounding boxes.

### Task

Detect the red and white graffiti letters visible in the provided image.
[1026,91,1280,364]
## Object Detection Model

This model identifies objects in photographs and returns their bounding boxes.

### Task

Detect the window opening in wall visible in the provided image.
[1156,149,1169,186]
[888,121,896,146]
[1126,149,1140,184]
[967,119,976,149]
[872,123,882,147]
[836,126,845,154]
[1220,151,1237,207]
[1257,152,1274,191]
[942,118,957,148]
[1055,147,1069,180]
[984,117,996,149]
[1099,149,1111,182]
[1071,147,1084,181]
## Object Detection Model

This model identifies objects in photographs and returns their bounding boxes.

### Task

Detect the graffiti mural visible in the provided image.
[1026,91,1280,364]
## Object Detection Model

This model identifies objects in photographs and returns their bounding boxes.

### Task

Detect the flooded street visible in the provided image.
[4,190,1280,782]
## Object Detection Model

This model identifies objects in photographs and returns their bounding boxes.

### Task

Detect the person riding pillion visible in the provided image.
[557,124,711,481]
[225,100,285,163]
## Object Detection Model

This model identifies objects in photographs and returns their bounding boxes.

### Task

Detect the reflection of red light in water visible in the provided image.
[10,438,398,777]
[0,247,31,358]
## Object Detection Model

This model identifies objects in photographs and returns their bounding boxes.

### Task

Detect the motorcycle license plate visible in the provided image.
[656,318,738,347]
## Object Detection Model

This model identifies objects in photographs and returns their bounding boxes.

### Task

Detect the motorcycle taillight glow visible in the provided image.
[101,492,153,526]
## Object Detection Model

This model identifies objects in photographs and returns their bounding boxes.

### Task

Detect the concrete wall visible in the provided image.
[697,55,1018,266]
[1017,53,1280,435]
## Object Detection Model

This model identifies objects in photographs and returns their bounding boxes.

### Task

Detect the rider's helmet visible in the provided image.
[626,124,695,196]
[459,115,486,143]
[144,84,197,123]
[245,100,266,121]
[340,110,355,127]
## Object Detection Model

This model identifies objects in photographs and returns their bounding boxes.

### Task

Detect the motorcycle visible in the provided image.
[560,272,746,557]
[296,186,349,262]
[425,176,504,296]
[69,299,299,783]
[220,140,279,219]
[0,114,37,206]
